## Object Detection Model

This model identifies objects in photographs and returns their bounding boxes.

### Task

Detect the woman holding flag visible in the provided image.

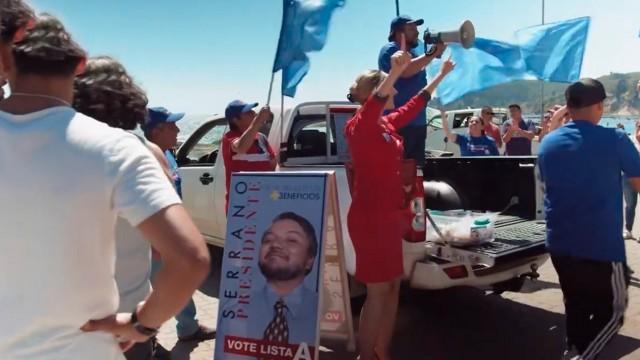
[345,35,454,360]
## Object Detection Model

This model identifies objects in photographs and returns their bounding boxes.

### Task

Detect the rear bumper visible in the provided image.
[403,240,550,290]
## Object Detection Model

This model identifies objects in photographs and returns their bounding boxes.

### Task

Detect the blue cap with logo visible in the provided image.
[388,15,424,41]
[143,107,185,132]
[225,100,258,120]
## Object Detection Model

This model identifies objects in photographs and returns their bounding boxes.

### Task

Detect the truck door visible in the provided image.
[176,118,228,244]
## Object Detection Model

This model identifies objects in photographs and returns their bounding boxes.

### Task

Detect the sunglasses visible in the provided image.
[347,93,356,103]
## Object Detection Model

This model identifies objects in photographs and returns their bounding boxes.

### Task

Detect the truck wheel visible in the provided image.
[423,181,463,210]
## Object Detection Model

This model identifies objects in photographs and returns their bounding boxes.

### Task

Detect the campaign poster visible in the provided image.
[214,172,327,360]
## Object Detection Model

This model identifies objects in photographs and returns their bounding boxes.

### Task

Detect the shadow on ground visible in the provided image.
[169,341,202,360]
[320,287,640,360]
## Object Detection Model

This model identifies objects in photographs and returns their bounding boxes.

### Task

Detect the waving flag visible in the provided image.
[272,0,345,97]
[428,17,590,105]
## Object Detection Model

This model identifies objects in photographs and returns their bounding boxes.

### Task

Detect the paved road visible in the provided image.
[158,231,640,360]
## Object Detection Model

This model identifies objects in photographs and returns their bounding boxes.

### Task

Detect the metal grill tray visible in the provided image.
[425,217,547,266]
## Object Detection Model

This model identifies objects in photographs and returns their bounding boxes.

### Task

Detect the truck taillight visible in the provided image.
[443,265,469,279]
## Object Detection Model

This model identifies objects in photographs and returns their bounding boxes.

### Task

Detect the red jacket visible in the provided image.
[345,92,429,212]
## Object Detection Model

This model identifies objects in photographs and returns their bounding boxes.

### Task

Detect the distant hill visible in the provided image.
[434,72,640,115]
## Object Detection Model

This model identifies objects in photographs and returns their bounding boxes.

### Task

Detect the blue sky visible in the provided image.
[29,0,640,115]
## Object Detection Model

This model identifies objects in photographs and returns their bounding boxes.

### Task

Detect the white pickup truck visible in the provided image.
[175,101,549,293]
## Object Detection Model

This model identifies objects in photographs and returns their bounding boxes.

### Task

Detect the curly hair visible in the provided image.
[12,13,86,76]
[0,0,35,43]
[73,56,148,131]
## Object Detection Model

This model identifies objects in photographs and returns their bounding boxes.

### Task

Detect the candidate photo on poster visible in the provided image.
[246,211,319,343]
[216,202,323,360]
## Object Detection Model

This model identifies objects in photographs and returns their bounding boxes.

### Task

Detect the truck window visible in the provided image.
[180,121,227,166]
[178,116,274,167]
[452,113,470,128]
[429,115,442,129]
[286,115,337,159]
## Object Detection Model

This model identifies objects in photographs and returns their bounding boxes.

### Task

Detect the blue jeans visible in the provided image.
[623,178,638,232]
[398,124,427,168]
[150,258,199,337]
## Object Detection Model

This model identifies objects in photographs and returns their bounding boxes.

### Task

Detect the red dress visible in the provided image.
[345,92,429,283]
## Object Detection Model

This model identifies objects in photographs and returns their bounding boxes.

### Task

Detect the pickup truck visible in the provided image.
[175,101,549,293]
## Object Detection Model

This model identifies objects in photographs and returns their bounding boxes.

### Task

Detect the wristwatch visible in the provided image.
[130,309,159,337]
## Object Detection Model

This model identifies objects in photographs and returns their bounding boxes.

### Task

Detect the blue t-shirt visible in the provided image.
[378,42,427,127]
[538,120,640,262]
[502,119,535,155]
[165,150,182,198]
[455,134,499,156]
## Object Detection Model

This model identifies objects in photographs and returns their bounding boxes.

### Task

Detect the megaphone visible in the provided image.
[423,20,476,55]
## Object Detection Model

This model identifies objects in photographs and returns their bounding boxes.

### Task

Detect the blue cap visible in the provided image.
[388,15,424,40]
[225,100,258,120]
[143,107,185,132]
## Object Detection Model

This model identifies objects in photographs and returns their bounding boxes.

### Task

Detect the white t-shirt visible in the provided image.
[114,217,152,313]
[0,107,181,359]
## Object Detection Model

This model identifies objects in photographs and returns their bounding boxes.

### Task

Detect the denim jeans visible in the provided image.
[623,178,638,232]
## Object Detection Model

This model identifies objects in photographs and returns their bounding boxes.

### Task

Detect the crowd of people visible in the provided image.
[0,2,638,360]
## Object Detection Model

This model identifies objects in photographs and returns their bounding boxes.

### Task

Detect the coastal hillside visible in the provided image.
[436,72,640,115]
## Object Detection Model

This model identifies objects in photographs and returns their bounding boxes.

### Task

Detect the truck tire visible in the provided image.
[423,181,463,210]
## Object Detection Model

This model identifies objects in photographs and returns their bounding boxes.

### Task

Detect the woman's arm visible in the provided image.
[350,35,413,134]
[385,56,455,129]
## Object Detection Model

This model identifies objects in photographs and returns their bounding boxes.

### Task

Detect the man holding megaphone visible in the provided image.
[379,16,476,168]
[379,15,446,169]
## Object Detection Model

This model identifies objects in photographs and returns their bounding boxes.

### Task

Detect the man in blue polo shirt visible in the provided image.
[378,15,445,168]
[538,78,640,360]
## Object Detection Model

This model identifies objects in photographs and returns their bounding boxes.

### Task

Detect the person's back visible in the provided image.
[73,56,158,316]
[539,121,630,261]
[538,78,640,359]
[0,11,209,360]
[0,109,174,358]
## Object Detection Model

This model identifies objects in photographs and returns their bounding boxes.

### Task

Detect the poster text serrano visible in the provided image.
[222,180,262,320]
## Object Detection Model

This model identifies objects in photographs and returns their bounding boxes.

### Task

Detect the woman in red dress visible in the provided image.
[345,36,454,360]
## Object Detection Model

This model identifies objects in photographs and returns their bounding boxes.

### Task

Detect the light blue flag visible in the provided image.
[273,0,345,97]
[428,17,590,105]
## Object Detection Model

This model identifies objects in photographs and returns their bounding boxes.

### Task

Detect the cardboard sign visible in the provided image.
[215,171,354,360]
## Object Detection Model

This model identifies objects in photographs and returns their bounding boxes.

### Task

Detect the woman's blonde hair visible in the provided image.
[348,70,386,104]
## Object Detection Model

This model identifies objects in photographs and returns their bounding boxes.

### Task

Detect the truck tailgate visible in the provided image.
[425,217,547,267]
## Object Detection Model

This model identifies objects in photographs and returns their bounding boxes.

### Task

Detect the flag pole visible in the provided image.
[539,0,545,118]
[395,0,400,16]
[268,0,288,107]
[267,72,276,106]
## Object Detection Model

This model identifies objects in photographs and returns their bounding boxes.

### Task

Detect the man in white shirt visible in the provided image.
[0,7,210,360]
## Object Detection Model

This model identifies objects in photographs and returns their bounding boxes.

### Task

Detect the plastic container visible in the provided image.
[426,210,497,247]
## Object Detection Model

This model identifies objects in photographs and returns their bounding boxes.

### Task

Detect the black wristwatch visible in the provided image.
[130,309,159,337]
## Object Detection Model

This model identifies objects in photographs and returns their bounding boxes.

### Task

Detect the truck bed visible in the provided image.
[426,216,547,268]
